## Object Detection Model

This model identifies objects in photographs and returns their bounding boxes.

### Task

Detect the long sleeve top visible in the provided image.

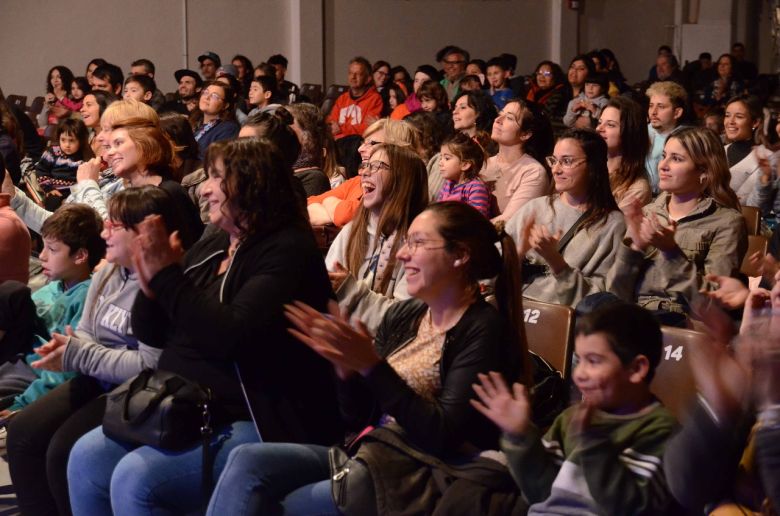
[483,153,549,222]
[327,88,383,140]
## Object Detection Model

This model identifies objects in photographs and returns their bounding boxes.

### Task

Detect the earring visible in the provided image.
[454,259,462,266]
[699,175,706,184]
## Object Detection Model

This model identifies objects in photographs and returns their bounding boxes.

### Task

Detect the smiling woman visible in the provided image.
[324,142,428,332]
[505,128,625,307]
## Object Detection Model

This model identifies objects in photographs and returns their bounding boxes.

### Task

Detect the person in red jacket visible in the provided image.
[328,57,382,140]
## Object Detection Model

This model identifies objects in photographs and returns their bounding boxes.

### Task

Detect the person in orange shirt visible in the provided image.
[328,57,383,140]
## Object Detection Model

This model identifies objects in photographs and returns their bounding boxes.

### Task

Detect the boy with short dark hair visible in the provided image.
[0,204,105,413]
[473,302,678,515]
[486,56,513,110]
[122,74,157,105]
[246,75,280,116]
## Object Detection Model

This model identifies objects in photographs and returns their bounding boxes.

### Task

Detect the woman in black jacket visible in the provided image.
[205,201,530,515]
[66,138,342,515]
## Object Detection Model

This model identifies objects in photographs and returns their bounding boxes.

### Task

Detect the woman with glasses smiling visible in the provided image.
[205,201,528,515]
[190,80,239,160]
[506,128,625,306]
[325,142,428,333]
[525,61,568,122]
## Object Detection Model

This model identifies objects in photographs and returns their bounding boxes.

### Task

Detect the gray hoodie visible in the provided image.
[62,264,161,385]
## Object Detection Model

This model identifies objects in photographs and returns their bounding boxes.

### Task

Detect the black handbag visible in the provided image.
[103,369,212,450]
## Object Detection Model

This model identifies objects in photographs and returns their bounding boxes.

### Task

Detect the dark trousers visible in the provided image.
[6,375,106,516]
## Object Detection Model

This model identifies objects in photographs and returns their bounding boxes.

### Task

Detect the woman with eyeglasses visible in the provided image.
[190,80,240,160]
[205,201,529,515]
[6,187,182,516]
[325,142,428,333]
[484,99,553,222]
[506,128,626,306]
[306,118,420,227]
[610,126,747,321]
[525,61,568,122]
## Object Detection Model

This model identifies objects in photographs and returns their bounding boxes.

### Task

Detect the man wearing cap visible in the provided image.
[160,69,203,114]
[198,52,221,81]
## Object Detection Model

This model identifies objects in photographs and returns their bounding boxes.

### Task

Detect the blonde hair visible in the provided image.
[668,126,740,210]
[645,81,688,110]
[101,99,159,128]
[110,116,175,178]
[364,118,422,156]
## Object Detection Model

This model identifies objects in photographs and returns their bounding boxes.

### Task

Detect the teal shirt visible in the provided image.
[9,279,90,410]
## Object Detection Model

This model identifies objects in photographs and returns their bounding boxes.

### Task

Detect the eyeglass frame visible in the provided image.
[200,90,225,102]
[400,236,449,255]
[359,160,391,176]
[545,155,588,169]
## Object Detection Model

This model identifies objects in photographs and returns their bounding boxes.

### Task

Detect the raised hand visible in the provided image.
[471,372,531,437]
[529,225,566,273]
[703,274,750,311]
[76,157,102,183]
[621,197,649,252]
[640,212,679,254]
[328,262,350,293]
[132,215,183,298]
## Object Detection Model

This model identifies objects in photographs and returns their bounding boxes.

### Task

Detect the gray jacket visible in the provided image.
[62,264,161,384]
[608,193,747,310]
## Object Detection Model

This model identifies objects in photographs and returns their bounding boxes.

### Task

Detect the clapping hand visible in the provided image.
[471,372,531,437]
[131,215,184,299]
[31,325,76,372]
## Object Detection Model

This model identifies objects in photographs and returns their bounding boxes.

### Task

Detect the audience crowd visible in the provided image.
[0,41,779,515]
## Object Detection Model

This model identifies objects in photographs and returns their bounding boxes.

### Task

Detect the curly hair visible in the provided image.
[204,138,308,239]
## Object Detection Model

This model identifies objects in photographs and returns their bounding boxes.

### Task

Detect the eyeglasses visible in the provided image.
[359,160,391,176]
[545,156,587,169]
[443,59,465,66]
[536,71,553,77]
[400,236,448,255]
[200,91,224,101]
[103,220,128,234]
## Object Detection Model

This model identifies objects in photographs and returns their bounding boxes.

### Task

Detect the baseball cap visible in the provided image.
[197,52,221,67]
[174,69,203,87]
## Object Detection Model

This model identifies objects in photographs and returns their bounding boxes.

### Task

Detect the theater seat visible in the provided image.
[650,326,705,420]
[522,299,575,378]
[740,234,769,277]
[741,206,760,236]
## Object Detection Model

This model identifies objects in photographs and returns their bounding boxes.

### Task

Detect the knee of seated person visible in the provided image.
[109,455,156,506]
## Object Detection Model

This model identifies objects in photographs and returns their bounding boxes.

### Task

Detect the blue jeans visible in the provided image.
[67,421,259,516]
[206,442,338,515]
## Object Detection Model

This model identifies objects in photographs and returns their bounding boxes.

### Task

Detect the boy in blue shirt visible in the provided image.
[487,57,513,110]
[0,204,105,414]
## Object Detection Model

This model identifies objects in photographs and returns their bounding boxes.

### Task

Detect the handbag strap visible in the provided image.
[233,362,262,441]
[556,209,591,253]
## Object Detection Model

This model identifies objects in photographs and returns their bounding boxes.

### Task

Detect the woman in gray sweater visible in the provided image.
[506,128,625,307]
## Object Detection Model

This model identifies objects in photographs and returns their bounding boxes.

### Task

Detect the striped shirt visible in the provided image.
[436,178,491,217]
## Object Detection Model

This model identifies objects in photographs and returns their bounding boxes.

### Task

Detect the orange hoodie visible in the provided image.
[328,88,383,139]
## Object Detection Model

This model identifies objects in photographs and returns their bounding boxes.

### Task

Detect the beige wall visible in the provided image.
[323,0,551,85]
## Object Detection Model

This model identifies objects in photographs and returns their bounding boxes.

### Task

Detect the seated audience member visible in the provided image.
[474,302,677,515]
[198,51,220,82]
[486,56,514,110]
[67,139,342,515]
[404,110,449,200]
[80,90,118,156]
[307,118,418,226]
[160,69,203,115]
[159,113,202,182]
[683,51,715,93]
[268,53,299,104]
[1,90,44,163]
[703,107,726,142]
[61,76,90,114]
[191,80,240,160]
[91,63,124,96]
[439,46,470,101]
[328,56,383,139]
[566,55,596,101]
[436,132,490,217]
[652,52,685,86]
[43,66,76,130]
[371,60,391,93]
[6,187,180,516]
[286,103,345,191]
[459,74,483,93]
[664,297,780,513]
[380,82,406,117]
[416,79,451,124]
[0,204,104,402]
[0,165,30,285]
[391,65,413,95]
[526,60,568,123]
[0,100,23,183]
[596,96,652,208]
[451,89,496,140]
[206,201,528,515]
[121,74,156,105]
[246,75,281,118]
[35,118,94,210]
[3,100,151,233]
[129,58,165,111]
[645,81,687,194]
[325,143,428,332]
[231,54,254,100]
[84,58,107,87]
[507,128,626,307]
[753,116,780,221]
[484,99,552,222]
[563,72,608,129]
[610,127,747,320]
[724,95,762,206]
[215,69,249,125]
[705,54,746,108]
[466,58,487,86]
[390,64,441,120]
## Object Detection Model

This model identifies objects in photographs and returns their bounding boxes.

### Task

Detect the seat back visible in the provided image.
[320,84,349,117]
[650,326,705,420]
[741,206,760,236]
[300,83,323,106]
[522,299,575,378]
[27,96,45,116]
[740,234,769,277]
[6,95,27,110]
